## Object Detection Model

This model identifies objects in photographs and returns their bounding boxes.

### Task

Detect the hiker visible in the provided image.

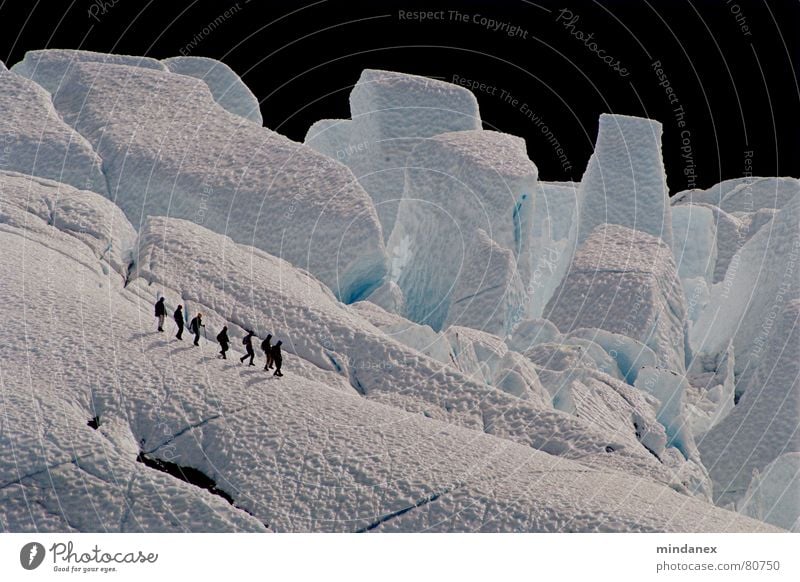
[261,334,273,370]
[154,297,166,332]
[271,340,283,377]
[189,313,205,346]
[240,330,256,366]
[216,326,230,359]
[174,304,184,340]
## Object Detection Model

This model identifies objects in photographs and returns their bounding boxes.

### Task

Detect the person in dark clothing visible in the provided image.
[154,297,166,332]
[240,330,256,366]
[216,326,230,359]
[189,313,205,346]
[271,340,283,377]
[174,305,184,340]
[261,334,273,370]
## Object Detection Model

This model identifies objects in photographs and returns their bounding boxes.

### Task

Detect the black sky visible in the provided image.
[1,0,798,192]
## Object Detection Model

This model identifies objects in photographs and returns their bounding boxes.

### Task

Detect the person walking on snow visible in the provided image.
[190,313,205,346]
[261,334,273,370]
[174,304,184,340]
[271,341,283,377]
[154,297,166,332]
[240,330,256,366]
[216,326,230,359]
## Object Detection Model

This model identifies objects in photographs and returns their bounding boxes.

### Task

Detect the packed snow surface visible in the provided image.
[163,56,262,125]
[0,69,107,195]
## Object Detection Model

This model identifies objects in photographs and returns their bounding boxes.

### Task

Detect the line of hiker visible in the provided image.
[155,297,283,377]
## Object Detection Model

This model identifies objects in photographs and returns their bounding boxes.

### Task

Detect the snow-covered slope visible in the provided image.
[306,69,481,239]
[11,49,166,94]
[0,69,108,195]
[1,172,775,532]
[46,60,387,303]
[577,114,672,246]
[163,56,262,125]
[388,130,536,334]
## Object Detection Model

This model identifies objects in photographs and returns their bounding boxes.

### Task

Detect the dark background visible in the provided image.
[1,0,797,192]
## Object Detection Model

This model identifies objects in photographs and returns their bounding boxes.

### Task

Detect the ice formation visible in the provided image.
[305,69,481,239]
[576,114,672,246]
[48,60,387,302]
[738,453,800,532]
[163,56,262,125]
[0,69,107,195]
[388,130,537,334]
[544,224,687,373]
[528,181,580,317]
[11,48,166,94]
[1,50,796,532]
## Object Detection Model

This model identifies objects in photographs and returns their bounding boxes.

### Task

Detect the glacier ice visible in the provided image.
[738,453,800,532]
[671,204,717,284]
[576,113,672,246]
[672,176,799,213]
[48,61,387,302]
[528,180,580,317]
[305,69,481,239]
[163,56,262,125]
[0,69,107,195]
[2,52,796,532]
[691,195,799,377]
[11,48,166,94]
[544,224,687,373]
[388,129,537,334]
[698,298,800,507]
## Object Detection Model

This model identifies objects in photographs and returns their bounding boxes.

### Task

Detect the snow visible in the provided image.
[738,453,800,532]
[305,69,481,240]
[11,49,166,94]
[671,204,717,284]
[685,341,735,437]
[698,298,800,508]
[163,56,262,125]
[0,171,136,276]
[2,51,794,532]
[48,61,387,302]
[2,178,772,532]
[672,176,799,213]
[388,129,537,334]
[544,224,687,373]
[0,69,108,195]
[566,327,658,385]
[364,279,406,315]
[690,195,800,378]
[576,114,672,247]
[528,181,580,317]
[634,367,697,461]
[506,318,561,353]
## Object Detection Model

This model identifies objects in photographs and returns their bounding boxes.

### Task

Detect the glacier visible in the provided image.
[0,49,796,533]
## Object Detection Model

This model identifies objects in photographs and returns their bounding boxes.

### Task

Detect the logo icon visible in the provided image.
[20,542,46,570]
